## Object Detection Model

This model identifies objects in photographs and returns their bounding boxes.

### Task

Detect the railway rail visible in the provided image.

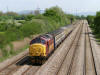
[0,20,99,75]
[34,21,83,75]
[34,20,99,75]
[0,53,41,75]
[0,51,29,75]
[0,55,30,75]
[57,20,83,75]
[84,24,97,75]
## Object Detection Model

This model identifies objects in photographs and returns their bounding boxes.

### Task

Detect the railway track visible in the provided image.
[34,20,98,75]
[67,21,97,75]
[0,53,41,75]
[0,20,99,75]
[68,21,86,75]
[22,66,40,75]
[34,21,83,75]
[12,21,78,75]
[57,20,83,75]
[0,51,28,75]
[0,54,29,75]
[84,24,97,75]
[0,23,76,75]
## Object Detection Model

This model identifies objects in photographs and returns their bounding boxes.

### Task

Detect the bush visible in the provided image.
[20,21,42,37]
[87,11,100,38]
[6,27,23,41]
[93,12,100,33]
[0,6,77,59]
[0,32,6,47]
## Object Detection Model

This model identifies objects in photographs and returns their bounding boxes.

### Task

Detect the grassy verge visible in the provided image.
[91,28,100,45]
[94,34,100,45]
[0,45,29,62]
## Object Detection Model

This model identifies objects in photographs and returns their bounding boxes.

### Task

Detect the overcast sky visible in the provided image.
[0,0,100,13]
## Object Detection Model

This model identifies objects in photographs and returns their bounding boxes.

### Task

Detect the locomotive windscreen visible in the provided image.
[30,37,41,44]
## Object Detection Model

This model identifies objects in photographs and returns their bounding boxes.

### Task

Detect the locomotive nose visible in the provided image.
[29,44,46,56]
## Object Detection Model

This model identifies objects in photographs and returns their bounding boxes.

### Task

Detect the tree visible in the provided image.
[5,12,18,17]
[81,15,86,19]
[34,9,40,15]
[0,11,3,16]
[86,15,95,25]
[94,12,100,33]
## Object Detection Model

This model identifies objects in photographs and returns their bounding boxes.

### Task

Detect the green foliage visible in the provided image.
[0,11,3,16]
[5,27,23,42]
[94,12,100,33]
[20,21,42,37]
[14,15,25,20]
[0,6,77,48]
[0,32,6,47]
[43,6,73,26]
[80,15,86,19]
[0,6,77,59]
[96,12,100,16]
[86,15,95,28]
[87,15,94,24]
[87,11,100,41]
[25,14,35,21]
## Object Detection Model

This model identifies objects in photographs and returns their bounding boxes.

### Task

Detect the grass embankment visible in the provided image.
[0,45,29,62]
[87,12,100,45]
[93,33,100,45]
[0,6,77,62]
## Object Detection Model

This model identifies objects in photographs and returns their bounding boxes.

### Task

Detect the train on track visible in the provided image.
[29,25,74,64]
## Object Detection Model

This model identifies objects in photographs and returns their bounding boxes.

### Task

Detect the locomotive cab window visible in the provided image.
[30,37,41,44]
[41,39,46,44]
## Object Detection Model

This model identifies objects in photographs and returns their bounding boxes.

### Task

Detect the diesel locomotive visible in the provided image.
[29,25,74,64]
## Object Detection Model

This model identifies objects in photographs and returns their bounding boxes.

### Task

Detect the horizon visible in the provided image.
[0,0,100,15]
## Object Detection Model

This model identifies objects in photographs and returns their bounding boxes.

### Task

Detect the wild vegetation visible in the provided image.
[0,6,77,60]
[87,11,100,43]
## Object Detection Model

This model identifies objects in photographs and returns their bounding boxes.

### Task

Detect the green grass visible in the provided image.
[96,39,100,44]
[92,30,100,45]
[0,45,29,62]
[0,6,77,62]
[0,32,5,34]
[95,36,100,45]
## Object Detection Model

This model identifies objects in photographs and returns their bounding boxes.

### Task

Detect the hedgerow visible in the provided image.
[0,6,77,58]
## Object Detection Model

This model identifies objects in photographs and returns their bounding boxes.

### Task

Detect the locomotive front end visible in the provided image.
[29,43,46,57]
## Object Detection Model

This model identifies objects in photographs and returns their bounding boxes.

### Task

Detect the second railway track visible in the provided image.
[84,24,97,75]
[34,21,83,75]
[57,20,83,75]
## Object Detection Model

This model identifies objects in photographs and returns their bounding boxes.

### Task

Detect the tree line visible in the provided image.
[0,6,78,57]
[87,11,100,37]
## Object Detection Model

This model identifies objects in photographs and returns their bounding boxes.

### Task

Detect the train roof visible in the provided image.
[40,34,53,40]
[30,24,73,42]
[48,24,73,36]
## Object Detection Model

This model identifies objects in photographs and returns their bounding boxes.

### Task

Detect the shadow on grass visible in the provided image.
[84,31,100,45]
[92,33,100,45]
